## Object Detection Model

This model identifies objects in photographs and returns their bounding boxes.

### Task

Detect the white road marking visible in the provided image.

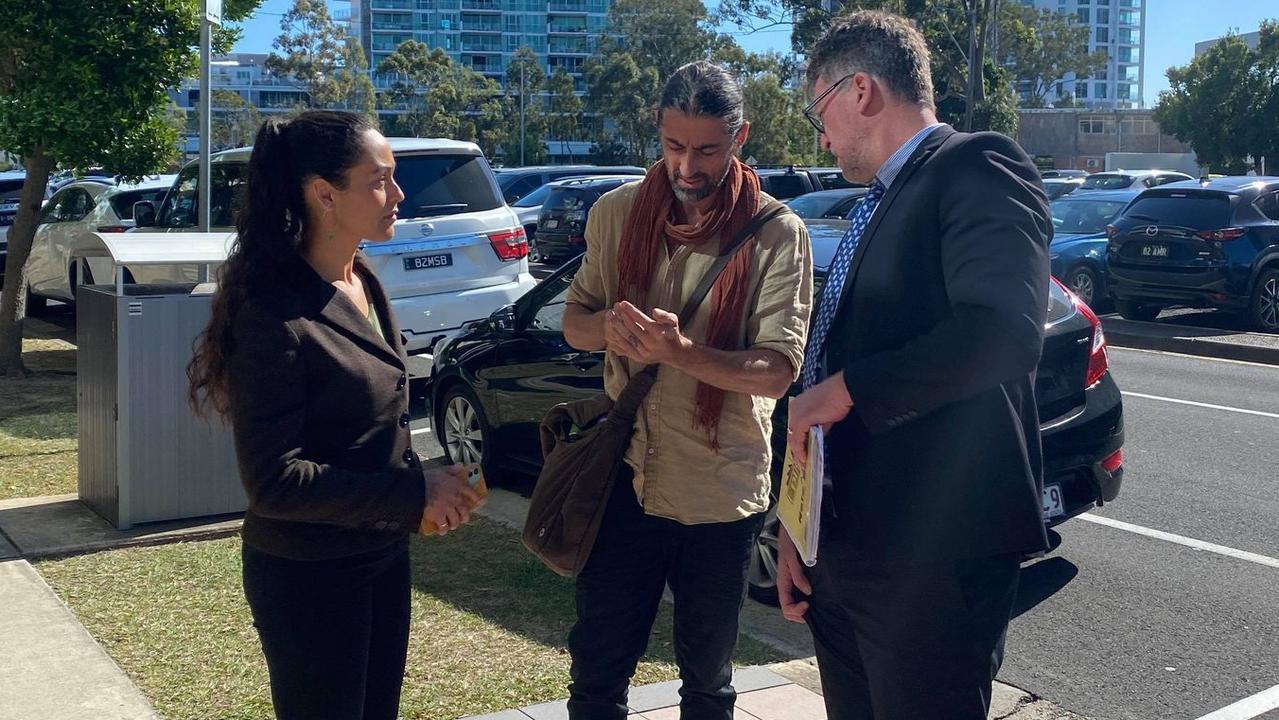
[1193,683,1279,720]
[410,426,432,436]
[1078,514,1279,570]
[1121,391,1279,420]
[1110,346,1279,369]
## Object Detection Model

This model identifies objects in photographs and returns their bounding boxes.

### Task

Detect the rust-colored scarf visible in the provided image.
[617,157,761,450]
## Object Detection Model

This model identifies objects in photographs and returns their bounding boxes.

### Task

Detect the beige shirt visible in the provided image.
[566,181,813,524]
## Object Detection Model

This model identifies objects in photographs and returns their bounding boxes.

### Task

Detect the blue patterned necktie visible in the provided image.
[801,180,887,389]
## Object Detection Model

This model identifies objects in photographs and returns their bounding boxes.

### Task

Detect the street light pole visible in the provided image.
[199,0,221,238]
[520,61,526,166]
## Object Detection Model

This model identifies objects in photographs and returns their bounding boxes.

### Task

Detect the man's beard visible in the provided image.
[669,155,735,203]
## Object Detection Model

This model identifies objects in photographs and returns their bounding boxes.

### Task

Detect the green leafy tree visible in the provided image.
[999,4,1108,108]
[211,90,262,151]
[1153,30,1274,174]
[502,47,549,166]
[584,0,722,165]
[716,0,1018,133]
[267,0,375,118]
[585,49,661,165]
[376,41,506,156]
[0,0,263,378]
[547,70,584,163]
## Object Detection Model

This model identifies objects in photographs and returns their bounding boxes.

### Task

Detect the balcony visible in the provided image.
[547,21,587,34]
[461,37,503,52]
[460,15,502,32]
[373,0,414,9]
[371,20,415,31]
[548,0,588,13]
[461,0,501,12]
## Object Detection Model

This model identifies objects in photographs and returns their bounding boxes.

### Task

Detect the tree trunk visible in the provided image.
[0,148,53,379]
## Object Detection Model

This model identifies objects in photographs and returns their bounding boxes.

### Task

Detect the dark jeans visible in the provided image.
[805,530,1021,720]
[567,471,765,720]
[241,539,412,720]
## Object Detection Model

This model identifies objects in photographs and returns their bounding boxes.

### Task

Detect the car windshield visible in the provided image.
[109,188,168,220]
[1051,199,1129,235]
[0,180,23,204]
[512,182,556,208]
[395,154,502,220]
[157,163,248,228]
[786,194,836,219]
[1081,174,1135,190]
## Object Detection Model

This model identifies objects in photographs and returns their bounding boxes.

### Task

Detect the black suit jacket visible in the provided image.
[226,253,426,561]
[823,126,1052,564]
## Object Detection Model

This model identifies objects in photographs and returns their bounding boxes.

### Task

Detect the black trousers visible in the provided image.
[241,538,412,720]
[567,471,765,720]
[806,531,1021,720]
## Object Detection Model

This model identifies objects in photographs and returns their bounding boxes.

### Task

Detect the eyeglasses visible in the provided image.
[802,73,856,135]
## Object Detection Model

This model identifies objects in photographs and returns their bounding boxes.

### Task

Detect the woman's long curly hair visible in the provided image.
[187,110,375,420]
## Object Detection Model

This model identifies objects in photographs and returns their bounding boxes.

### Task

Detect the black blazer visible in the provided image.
[226,253,426,561]
[823,126,1053,564]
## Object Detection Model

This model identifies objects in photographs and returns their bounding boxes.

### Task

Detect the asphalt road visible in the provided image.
[1000,347,1279,720]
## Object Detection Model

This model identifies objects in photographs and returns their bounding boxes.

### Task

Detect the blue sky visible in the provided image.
[233,0,1276,107]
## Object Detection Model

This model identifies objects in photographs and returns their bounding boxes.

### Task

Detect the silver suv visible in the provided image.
[135,139,537,371]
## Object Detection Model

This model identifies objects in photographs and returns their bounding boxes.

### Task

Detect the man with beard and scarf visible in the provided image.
[560,60,813,720]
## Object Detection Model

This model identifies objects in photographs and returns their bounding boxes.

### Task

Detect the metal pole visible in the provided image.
[964,2,978,131]
[199,19,212,234]
[520,61,526,166]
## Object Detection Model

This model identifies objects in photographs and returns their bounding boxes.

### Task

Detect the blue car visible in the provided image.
[1050,189,1140,309]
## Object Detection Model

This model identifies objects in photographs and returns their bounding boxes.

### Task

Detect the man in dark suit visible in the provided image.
[778,10,1053,720]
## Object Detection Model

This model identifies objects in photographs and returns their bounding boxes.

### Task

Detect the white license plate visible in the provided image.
[543,219,559,229]
[1141,244,1169,258]
[1042,483,1065,519]
[403,253,453,271]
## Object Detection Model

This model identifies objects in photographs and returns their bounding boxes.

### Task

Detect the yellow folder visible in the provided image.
[777,425,823,567]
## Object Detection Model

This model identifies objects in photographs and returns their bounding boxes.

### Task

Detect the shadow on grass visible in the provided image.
[407,518,795,673]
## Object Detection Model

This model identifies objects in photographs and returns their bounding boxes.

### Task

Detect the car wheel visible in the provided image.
[24,285,47,317]
[1250,268,1279,333]
[747,504,781,606]
[528,238,545,264]
[439,383,495,479]
[1115,299,1162,322]
[1065,266,1101,308]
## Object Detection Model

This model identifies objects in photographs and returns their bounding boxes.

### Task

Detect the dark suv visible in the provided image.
[534,175,637,263]
[1105,177,1279,332]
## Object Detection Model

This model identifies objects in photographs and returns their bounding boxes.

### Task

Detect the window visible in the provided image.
[1096,83,1108,99]
[158,163,248,229]
[1079,115,1107,133]
[525,272,575,331]
[395,154,503,219]
[109,188,168,220]
[1050,199,1129,234]
[1077,83,1089,98]
[1119,116,1153,135]
[40,189,74,223]
[1077,8,1089,23]
[1097,8,1110,22]
[1253,192,1279,222]
[1096,27,1109,43]
[1123,194,1231,229]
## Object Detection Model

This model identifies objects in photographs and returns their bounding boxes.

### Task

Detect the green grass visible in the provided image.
[38,517,787,720]
[0,336,78,499]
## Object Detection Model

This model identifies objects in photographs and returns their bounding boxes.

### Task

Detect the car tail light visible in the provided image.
[96,225,129,233]
[1054,277,1109,388]
[1194,227,1246,242]
[568,234,585,245]
[1101,448,1123,473]
[1104,224,1120,239]
[487,227,528,261]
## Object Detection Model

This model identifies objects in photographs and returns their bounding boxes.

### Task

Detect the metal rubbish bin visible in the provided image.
[72,232,243,529]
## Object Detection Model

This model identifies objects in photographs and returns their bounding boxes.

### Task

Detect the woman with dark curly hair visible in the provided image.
[188,110,481,720]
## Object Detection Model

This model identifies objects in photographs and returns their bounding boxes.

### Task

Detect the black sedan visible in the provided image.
[430,218,1125,603]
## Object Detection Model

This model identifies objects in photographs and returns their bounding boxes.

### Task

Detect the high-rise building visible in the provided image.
[1022,0,1146,110]
[351,0,612,91]
[1194,30,1261,58]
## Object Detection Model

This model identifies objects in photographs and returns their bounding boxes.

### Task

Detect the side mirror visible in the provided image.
[493,305,518,330]
[133,201,157,228]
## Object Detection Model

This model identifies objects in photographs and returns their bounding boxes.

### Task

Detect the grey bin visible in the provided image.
[72,232,242,529]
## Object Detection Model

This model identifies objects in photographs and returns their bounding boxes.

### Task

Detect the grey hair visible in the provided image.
[658,61,746,136]
[805,10,935,109]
